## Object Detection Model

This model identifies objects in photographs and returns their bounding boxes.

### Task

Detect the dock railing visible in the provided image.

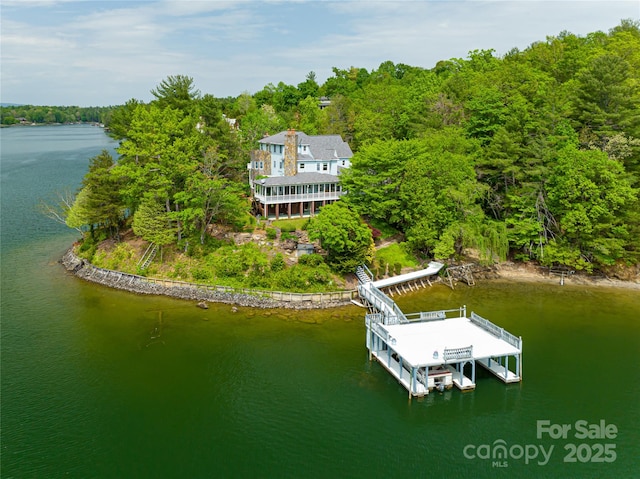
[470,311,522,349]
[365,313,387,339]
[359,282,408,324]
[404,306,467,323]
[356,264,374,283]
[444,345,473,361]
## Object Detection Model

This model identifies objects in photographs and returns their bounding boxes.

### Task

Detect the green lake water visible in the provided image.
[1,125,639,478]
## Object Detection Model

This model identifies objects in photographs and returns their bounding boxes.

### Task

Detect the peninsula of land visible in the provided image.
[47,23,639,300]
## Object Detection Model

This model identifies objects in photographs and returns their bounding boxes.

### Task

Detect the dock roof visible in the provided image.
[382,316,521,368]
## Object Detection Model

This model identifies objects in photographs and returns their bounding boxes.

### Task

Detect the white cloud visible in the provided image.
[1,0,638,105]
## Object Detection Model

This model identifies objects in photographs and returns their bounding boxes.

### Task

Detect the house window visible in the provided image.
[279,161,283,169]
[323,163,328,171]
[280,145,283,153]
[273,160,276,168]
[303,145,307,152]
[259,161,263,169]
[316,163,320,171]
[342,160,346,166]
[299,163,305,170]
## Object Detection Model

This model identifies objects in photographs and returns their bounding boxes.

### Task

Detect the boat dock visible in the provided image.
[356,264,522,397]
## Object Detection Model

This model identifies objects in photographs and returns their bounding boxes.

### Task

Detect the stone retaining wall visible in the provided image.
[60,248,356,310]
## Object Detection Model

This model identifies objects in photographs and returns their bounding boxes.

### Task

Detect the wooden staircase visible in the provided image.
[137,243,158,270]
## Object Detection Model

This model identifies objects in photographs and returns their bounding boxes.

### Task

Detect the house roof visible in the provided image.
[256,172,339,186]
[259,131,353,161]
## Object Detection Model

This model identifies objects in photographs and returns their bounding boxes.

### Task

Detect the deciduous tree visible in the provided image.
[307,202,374,273]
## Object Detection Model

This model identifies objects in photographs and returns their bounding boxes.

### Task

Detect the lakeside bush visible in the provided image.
[266,228,277,240]
[298,253,324,267]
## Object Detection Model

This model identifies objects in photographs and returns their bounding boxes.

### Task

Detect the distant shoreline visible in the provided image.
[0,122,105,128]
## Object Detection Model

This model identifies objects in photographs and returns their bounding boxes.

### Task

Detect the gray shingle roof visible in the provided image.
[259,131,353,161]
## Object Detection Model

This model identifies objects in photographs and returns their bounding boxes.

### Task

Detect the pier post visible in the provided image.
[412,367,417,396]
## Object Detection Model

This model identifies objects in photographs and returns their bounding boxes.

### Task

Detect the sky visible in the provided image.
[1,0,639,106]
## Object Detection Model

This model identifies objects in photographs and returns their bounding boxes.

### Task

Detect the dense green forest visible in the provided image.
[0,105,115,125]
[62,20,639,280]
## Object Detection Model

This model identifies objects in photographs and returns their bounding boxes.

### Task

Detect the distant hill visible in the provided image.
[1,103,24,107]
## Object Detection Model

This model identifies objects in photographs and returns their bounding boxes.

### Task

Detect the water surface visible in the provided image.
[1,126,638,478]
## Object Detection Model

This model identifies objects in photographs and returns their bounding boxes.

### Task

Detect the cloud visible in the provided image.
[1,0,638,105]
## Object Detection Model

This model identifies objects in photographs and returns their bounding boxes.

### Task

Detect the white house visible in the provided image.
[248,129,353,219]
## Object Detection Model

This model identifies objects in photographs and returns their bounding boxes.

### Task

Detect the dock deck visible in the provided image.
[357,264,522,397]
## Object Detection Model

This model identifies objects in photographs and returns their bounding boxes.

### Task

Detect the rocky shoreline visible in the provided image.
[60,248,354,310]
[61,248,640,311]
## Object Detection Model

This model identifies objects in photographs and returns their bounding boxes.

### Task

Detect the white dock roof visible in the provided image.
[382,316,521,367]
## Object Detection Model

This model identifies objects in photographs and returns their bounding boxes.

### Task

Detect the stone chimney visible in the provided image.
[284,129,298,177]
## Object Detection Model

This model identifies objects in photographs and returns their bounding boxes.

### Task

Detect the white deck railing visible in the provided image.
[444,345,473,361]
[254,191,344,205]
[470,312,522,349]
[358,282,408,324]
[404,306,467,323]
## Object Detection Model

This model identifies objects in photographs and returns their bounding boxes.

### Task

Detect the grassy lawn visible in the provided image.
[375,243,419,268]
[269,218,309,231]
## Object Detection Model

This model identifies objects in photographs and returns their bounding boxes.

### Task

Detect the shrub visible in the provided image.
[192,268,212,281]
[136,266,148,277]
[170,261,188,279]
[270,253,286,272]
[208,243,269,278]
[298,253,324,267]
[266,228,277,240]
[379,258,387,275]
[281,231,297,241]
[280,223,297,233]
[272,263,333,291]
[393,263,402,275]
[77,238,97,261]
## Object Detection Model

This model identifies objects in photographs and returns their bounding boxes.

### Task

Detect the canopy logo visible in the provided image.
[463,419,618,468]
[463,439,553,467]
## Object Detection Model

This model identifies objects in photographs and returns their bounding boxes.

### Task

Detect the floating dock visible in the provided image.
[356,264,522,397]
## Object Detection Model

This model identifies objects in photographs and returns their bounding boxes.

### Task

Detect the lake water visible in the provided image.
[1,125,639,478]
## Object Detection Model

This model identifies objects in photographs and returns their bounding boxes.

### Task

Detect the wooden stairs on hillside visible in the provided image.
[137,243,158,270]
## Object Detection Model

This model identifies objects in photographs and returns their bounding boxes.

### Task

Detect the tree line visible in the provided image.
[64,19,639,275]
[1,105,115,125]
